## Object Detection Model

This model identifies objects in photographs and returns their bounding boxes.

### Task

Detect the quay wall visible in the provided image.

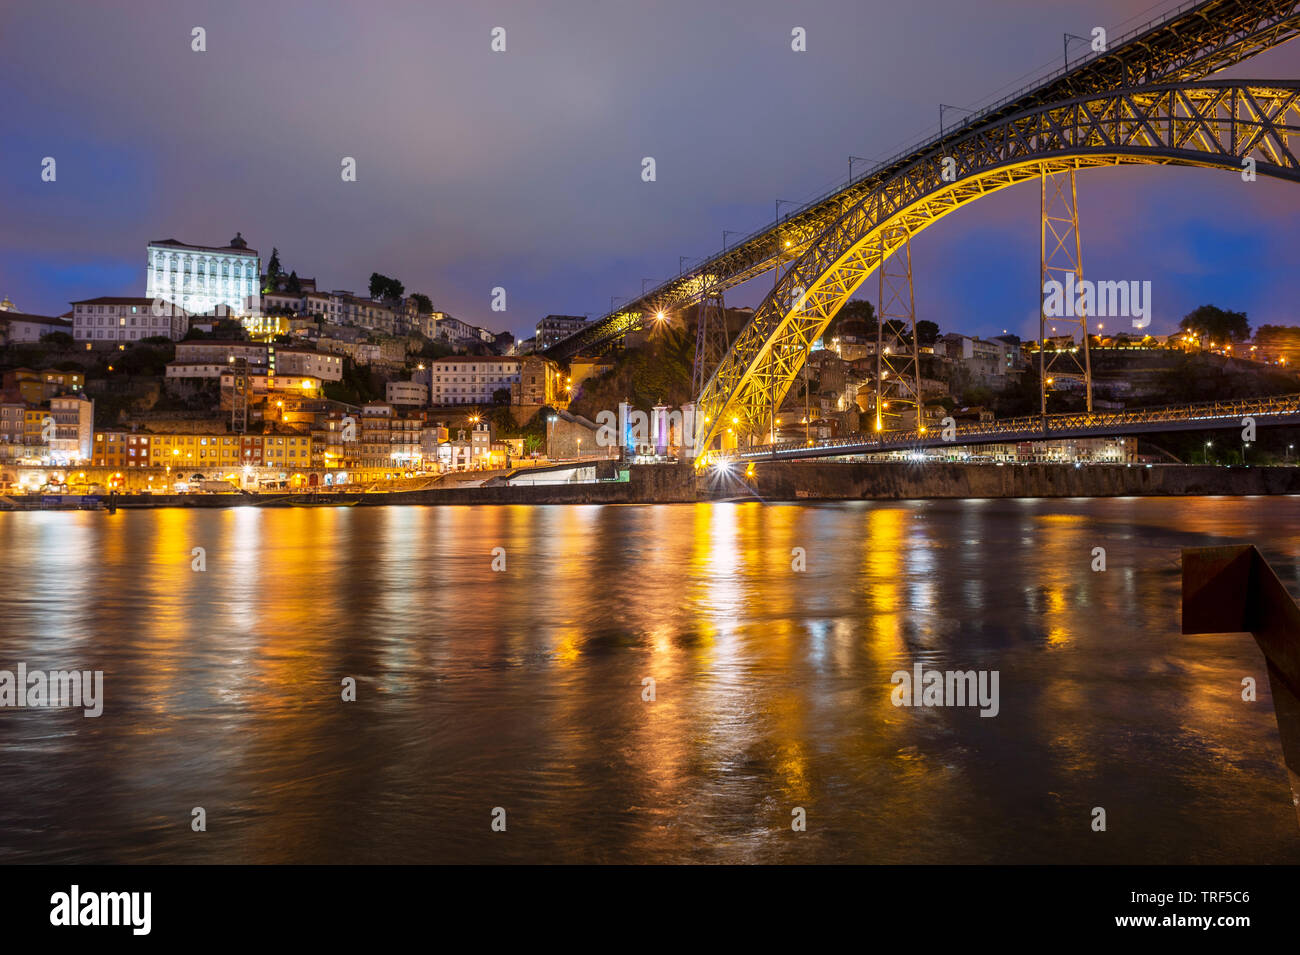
[6,463,1298,509]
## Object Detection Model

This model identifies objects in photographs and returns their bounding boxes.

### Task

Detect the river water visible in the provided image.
[0,497,1297,863]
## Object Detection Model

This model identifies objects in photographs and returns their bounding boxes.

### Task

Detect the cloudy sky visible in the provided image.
[3,0,1298,342]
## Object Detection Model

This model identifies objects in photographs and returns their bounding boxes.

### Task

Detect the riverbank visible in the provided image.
[738,461,1300,501]
[4,462,1300,509]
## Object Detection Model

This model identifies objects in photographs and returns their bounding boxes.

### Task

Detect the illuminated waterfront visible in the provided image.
[0,498,1297,863]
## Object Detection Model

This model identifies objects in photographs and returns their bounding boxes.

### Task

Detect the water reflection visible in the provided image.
[0,497,1297,863]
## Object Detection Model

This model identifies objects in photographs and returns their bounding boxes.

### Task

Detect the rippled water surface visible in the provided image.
[1,497,1298,863]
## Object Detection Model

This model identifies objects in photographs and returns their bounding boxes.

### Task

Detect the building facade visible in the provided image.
[386,380,428,407]
[71,297,190,345]
[535,315,588,349]
[429,356,522,405]
[146,234,260,315]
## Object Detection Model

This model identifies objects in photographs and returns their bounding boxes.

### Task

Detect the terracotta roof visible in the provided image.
[70,296,162,306]
[0,312,71,327]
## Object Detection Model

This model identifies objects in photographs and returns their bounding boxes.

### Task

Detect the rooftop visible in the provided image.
[149,233,259,256]
[0,312,71,327]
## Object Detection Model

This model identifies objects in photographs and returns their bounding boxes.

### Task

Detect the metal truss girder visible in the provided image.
[544,1,1300,364]
[739,392,1300,459]
[694,80,1300,455]
[873,230,922,431]
[692,287,729,400]
[1040,168,1092,414]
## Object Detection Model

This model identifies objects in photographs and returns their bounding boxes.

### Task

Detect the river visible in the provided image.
[0,497,1297,863]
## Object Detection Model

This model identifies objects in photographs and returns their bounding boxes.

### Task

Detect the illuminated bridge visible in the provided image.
[734,393,1300,462]
[543,0,1300,460]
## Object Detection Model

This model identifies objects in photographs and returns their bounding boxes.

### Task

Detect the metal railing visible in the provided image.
[546,0,1300,361]
[1183,545,1300,829]
[738,392,1300,459]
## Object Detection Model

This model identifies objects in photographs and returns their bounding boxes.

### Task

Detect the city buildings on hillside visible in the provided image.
[512,355,567,407]
[0,393,94,465]
[536,314,588,349]
[0,309,73,345]
[432,314,496,346]
[386,380,428,407]
[428,355,522,405]
[1,368,85,403]
[167,341,343,382]
[71,297,191,345]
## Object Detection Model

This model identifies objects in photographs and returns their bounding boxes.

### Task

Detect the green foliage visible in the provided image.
[369,272,405,301]
[416,338,453,361]
[264,248,283,292]
[322,358,383,405]
[410,293,433,314]
[115,342,173,377]
[824,298,876,341]
[569,324,693,419]
[1179,304,1250,343]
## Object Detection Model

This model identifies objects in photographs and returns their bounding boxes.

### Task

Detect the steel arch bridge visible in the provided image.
[542,0,1300,365]
[693,79,1300,455]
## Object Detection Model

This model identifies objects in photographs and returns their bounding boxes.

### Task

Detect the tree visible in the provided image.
[882,318,909,339]
[1180,304,1250,344]
[40,331,74,349]
[492,387,511,405]
[212,318,248,339]
[410,293,433,314]
[916,320,940,346]
[264,248,283,292]
[286,270,302,295]
[825,298,876,341]
[369,273,405,301]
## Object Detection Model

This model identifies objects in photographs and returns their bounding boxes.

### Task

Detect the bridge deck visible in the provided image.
[545,0,1300,363]
[733,393,1300,460]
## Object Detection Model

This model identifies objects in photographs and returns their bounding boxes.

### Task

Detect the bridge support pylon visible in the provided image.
[692,285,729,404]
[1039,169,1093,416]
[874,228,923,433]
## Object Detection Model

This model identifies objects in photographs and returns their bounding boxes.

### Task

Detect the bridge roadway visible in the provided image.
[544,0,1300,363]
[730,392,1300,461]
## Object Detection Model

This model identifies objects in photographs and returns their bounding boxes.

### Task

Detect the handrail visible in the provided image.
[740,392,1300,458]
[547,0,1300,360]
[1182,545,1300,828]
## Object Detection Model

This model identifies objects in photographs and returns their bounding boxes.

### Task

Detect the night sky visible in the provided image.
[3,0,1299,342]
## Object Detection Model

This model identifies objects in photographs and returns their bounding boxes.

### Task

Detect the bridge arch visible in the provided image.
[694,81,1300,455]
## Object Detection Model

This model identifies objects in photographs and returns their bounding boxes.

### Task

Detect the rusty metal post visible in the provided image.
[1183,544,1300,828]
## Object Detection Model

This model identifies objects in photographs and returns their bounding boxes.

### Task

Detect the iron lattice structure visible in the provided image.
[543,0,1300,364]
[693,80,1300,453]
[691,286,729,402]
[873,230,922,432]
[739,392,1300,460]
[1040,169,1093,414]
